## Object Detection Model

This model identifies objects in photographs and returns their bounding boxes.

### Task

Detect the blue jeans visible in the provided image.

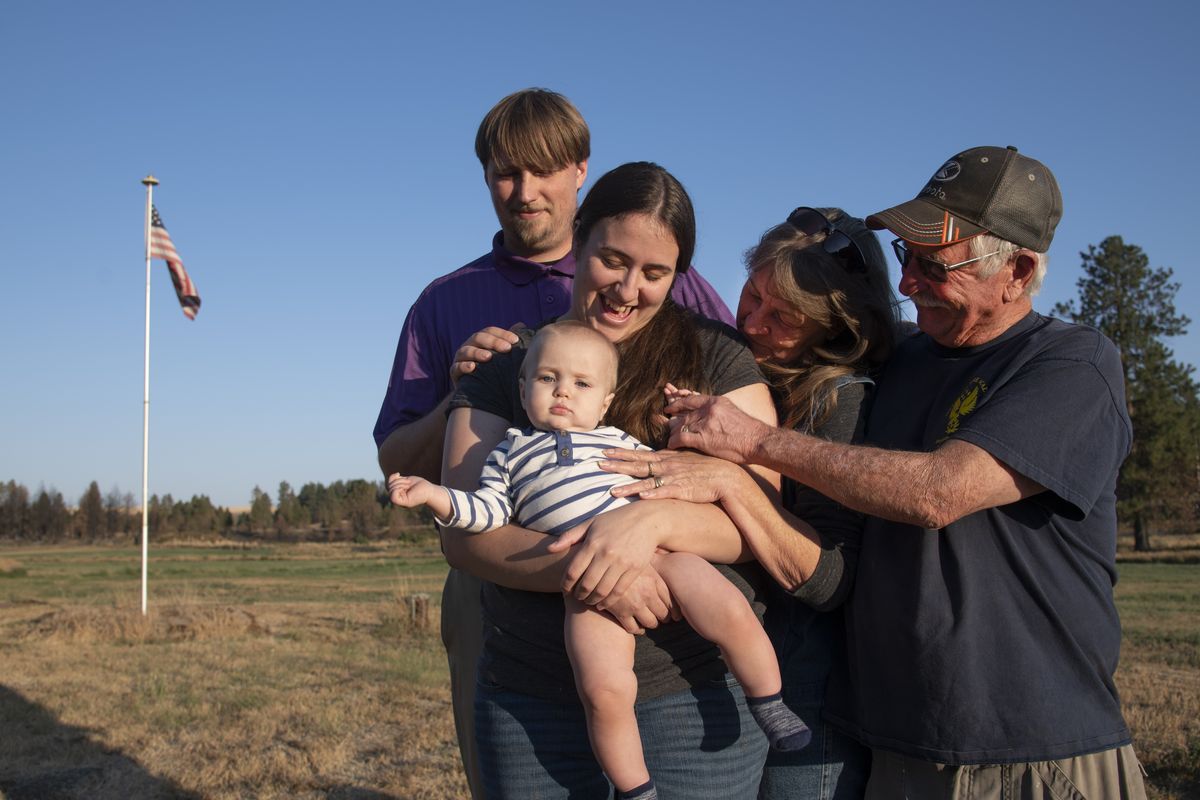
[758,679,870,800]
[476,674,769,799]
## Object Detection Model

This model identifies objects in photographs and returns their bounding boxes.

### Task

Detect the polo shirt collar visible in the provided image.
[491,231,576,285]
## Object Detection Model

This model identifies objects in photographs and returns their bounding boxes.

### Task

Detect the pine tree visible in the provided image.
[186,495,218,537]
[248,486,273,534]
[345,479,383,538]
[104,486,124,540]
[31,487,54,539]
[32,487,70,540]
[275,481,304,536]
[0,481,30,538]
[159,494,179,534]
[78,481,104,540]
[122,492,136,536]
[1054,236,1200,550]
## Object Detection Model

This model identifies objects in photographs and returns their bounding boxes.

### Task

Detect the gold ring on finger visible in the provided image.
[647,462,655,478]
[653,476,664,489]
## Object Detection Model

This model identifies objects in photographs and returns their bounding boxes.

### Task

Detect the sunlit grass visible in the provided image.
[0,539,463,799]
[1114,562,1200,799]
[0,541,1195,798]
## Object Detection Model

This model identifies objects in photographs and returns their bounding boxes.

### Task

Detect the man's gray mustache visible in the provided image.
[909,294,951,309]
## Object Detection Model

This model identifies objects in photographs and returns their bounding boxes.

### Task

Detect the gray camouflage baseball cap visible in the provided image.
[867,146,1062,252]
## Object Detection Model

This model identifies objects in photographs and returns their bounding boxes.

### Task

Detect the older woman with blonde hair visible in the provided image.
[739,207,897,433]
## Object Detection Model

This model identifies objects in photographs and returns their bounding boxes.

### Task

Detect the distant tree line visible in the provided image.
[0,479,434,543]
[5,241,1195,551]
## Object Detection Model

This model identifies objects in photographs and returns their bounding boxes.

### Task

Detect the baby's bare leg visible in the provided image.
[654,552,811,752]
[654,552,779,694]
[564,595,650,792]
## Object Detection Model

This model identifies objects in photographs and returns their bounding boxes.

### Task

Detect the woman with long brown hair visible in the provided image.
[441,162,782,798]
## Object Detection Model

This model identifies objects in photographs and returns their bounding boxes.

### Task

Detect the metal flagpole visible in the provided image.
[140,175,158,616]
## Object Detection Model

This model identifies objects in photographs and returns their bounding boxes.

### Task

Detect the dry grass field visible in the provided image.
[0,540,464,799]
[1112,535,1200,799]
[0,536,1196,799]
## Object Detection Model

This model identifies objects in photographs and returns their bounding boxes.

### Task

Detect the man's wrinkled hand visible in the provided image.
[663,392,767,463]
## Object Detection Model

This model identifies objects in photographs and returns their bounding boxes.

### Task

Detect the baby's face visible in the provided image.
[520,336,615,432]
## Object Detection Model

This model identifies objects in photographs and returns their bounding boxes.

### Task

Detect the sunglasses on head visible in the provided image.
[785,207,869,275]
[890,238,1001,283]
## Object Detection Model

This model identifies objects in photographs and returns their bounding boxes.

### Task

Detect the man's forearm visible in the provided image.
[377,394,452,480]
[752,428,946,528]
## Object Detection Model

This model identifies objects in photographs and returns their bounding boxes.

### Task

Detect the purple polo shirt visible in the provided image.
[372,232,734,446]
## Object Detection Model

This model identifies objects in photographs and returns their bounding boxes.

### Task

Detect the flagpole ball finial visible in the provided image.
[142,175,159,186]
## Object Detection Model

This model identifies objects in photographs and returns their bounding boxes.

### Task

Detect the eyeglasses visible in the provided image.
[786,207,868,274]
[891,238,1000,283]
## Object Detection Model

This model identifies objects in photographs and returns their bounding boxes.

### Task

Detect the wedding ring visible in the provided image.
[682,425,690,433]
[647,462,655,478]
[653,476,664,489]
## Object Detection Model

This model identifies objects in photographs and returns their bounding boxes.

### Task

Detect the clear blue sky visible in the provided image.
[3,1,1197,509]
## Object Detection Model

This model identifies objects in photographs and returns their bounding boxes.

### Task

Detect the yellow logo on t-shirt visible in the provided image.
[945,377,988,437]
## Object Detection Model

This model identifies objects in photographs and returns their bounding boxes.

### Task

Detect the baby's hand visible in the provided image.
[652,383,698,428]
[663,382,697,406]
[387,473,432,508]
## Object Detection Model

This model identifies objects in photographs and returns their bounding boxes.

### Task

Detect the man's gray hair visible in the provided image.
[972,234,1048,297]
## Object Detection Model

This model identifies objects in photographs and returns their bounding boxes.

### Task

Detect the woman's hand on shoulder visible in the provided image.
[449,325,523,384]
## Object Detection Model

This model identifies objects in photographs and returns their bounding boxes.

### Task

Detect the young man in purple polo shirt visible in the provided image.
[372,88,732,798]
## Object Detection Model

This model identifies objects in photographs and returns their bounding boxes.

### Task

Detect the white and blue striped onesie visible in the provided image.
[441,426,652,536]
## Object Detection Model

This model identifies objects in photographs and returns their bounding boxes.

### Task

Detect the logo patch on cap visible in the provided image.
[931,160,961,182]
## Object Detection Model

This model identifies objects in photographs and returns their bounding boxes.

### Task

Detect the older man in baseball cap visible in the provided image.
[656,146,1148,798]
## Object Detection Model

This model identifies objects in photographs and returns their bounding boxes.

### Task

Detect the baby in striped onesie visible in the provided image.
[387,321,809,800]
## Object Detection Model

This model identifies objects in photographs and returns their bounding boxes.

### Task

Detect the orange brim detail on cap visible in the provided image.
[866,200,985,246]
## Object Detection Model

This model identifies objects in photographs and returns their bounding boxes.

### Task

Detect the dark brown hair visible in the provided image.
[573,162,705,447]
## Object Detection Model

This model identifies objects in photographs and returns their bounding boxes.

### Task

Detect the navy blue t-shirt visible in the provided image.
[825,312,1133,764]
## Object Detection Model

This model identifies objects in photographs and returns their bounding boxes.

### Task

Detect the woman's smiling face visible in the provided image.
[569,213,679,343]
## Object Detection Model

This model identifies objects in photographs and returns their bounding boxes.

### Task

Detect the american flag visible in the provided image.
[149,206,201,320]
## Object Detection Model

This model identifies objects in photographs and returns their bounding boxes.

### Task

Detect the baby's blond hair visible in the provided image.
[523,321,619,392]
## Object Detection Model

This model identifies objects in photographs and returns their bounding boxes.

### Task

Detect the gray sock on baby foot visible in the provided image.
[746,693,812,751]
